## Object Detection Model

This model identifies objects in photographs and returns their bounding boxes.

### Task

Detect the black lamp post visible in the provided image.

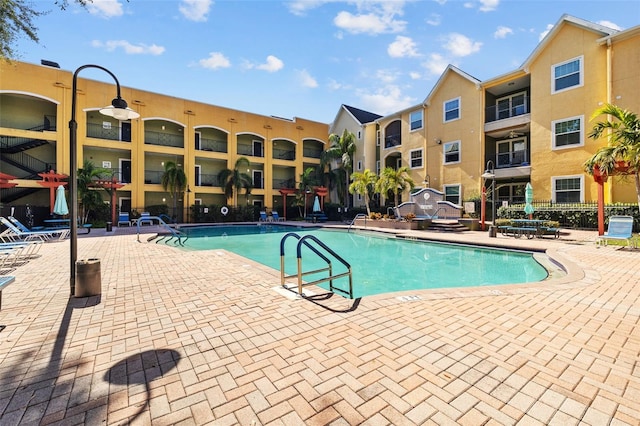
[186,186,192,223]
[481,160,496,225]
[69,65,139,296]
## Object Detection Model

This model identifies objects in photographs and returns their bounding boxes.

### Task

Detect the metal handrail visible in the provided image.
[136,216,186,246]
[348,213,367,232]
[280,232,353,299]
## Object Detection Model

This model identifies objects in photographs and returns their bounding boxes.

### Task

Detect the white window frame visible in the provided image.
[443,97,461,123]
[552,56,583,94]
[409,148,423,169]
[552,115,584,150]
[195,131,202,150]
[194,198,203,205]
[376,160,381,175]
[252,140,263,157]
[252,170,263,189]
[396,157,402,169]
[376,130,380,146]
[410,109,423,131]
[552,175,584,203]
[443,184,461,205]
[443,140,461,165]
[496,91,527,119]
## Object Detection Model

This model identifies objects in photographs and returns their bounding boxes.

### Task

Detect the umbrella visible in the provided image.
[312,196,321,213]
[53,185,69,216]
[524,182,534,219]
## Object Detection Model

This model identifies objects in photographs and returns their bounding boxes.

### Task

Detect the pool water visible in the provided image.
[181,225,548,298]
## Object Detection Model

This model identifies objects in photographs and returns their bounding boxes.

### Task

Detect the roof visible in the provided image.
[423,65,481,106]
[341,105,382,125]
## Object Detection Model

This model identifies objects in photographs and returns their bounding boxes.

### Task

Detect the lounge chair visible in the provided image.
[0,217,68,241]
[117,213,131,226]
[597,215,636,248]
[259,211,268,222]
[272,211,285,221]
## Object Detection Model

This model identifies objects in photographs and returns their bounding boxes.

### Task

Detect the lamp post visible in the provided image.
[69,65,139,296]
[481,160,496,231]
[186,186,192,223]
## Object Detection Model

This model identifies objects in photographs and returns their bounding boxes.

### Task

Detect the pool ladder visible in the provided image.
[280,232,353,299]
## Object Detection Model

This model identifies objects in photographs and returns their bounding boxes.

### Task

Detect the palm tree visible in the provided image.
[584,104,640,211]
[375,166,415,208]
[161,161,187,221]
[324,129,356,208]
[349,169,378,216]
[77,160,109,224]
[218,157,253,207]
[294,167,316,217]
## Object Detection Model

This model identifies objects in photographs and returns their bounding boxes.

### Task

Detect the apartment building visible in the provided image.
[336,15,639,212]
[0,61,328,219]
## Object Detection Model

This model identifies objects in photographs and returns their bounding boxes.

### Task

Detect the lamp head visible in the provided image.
[99,96,140,121]
[481,170,495,179]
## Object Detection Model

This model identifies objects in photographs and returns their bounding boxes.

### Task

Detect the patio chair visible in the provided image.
[0,217,68,241]
[259,211,268,222]
[272,211,285,221]
[597,215,636,248]
[117,212,131,226]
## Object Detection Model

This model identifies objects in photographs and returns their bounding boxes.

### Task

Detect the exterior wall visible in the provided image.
[424,71,483,203]
[528,23,609,202]
[0,61,328,217]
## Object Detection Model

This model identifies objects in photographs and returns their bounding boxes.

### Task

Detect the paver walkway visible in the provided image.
[0,225,638,425]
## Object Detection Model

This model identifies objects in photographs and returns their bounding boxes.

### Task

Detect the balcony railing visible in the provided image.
[144,130,184,148]
[196,173,219,187]
[303,148,323,159]
[144,170,163,184]
[485,96,530,123]
[238,145,264,157]
[86,122,130,142]
[198,137,227,153]
[273,178,296,189]
[494,149,529,168]
[273,147,295,160]
[384,133,401,149]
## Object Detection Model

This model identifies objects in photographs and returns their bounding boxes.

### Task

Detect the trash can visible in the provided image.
[488,226,497,238]
[105,222,113,232]
[75,258,101,297]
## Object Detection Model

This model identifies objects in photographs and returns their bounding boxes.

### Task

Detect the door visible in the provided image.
[119,197,131,214]
[195,131,201,150]
[121,122,132,142]
[252,170,263,189]
[253,140,263,157]
[120,159,132,183]
[195,165,201,186]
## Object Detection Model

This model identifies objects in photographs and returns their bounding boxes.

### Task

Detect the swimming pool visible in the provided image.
[180,225,548,298]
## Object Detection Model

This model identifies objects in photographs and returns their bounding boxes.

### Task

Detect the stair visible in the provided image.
[428,220,469,233]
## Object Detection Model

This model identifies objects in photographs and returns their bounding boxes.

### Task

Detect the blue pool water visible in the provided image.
[180,225,548,298]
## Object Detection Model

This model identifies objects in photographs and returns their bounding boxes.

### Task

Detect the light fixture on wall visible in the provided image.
[435,139,442,145]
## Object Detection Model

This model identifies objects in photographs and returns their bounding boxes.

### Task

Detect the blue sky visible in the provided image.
[16,0,640,124]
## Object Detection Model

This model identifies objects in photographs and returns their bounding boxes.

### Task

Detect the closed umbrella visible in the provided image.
[524,182,534,219]
[312,196,321,213]
[53,185,69,216]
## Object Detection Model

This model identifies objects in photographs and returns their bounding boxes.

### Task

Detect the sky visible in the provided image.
[14,0,640,124]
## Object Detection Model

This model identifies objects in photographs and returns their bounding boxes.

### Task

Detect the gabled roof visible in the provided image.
[339,104,382,125]
[423,65,481,106]
[521,14,620,70]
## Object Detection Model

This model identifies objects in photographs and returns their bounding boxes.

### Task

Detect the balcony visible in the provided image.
[238,144,264,158]
[197,137,227,153]
[490,148,531,179]
[195,173,219,187]
[384,133,401,149]
[273,147,295,161]
[273,178,296,189]
[485,97,531,135]
[144,130,184,148]
[87,122,131,142]
[144,170,163,184]
[303,147,322,159]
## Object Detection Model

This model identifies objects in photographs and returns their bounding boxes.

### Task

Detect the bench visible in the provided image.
[505,226,537,239]
[0,276,15,311]
[539,227,560,238]
[305,213,327,223]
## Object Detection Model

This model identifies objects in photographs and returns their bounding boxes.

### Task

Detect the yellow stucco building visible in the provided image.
[332,15,639,214]
[0,60,328,220]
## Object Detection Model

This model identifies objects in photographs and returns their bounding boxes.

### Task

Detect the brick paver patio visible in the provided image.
[0,224,638,425]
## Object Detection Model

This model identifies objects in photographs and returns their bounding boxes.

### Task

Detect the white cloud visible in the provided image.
[598,20,623,31]
[87,0,123,18]
[327,79,343,91]
[422,53,449,75]
[296,69,318,88]
[442,33,482,57]
[375,69,399,84]
[358,85,415,116]
[433,0,447,5]
[478,0,499,12]
[198,52,231,69]
[388,36,419,58]
[286,0,329,16]
[91,40,165,55]
[179,0,212,22]
[257,55,284,72]
[539,24,553,41]
[334,11,406,34]
[409,71,422,80]
[494,26,513,39]
[426,13,441,26]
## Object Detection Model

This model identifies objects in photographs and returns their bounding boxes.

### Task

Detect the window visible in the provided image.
[496,92,527,120]
[497,138,527,167]
[357,130,362,139]
[553,176,583,203]
[410,110,423,131]
[443,141,460,164]
[376,130,380,146]
[376,160,380,175]
[552,56,583,93]
[357,160,362,171]
[410,149,423,169]
[443,97,460,122]
[553,116,583,149]
[444,185,460,205]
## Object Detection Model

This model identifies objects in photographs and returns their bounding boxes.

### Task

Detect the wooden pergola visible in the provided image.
[592,161,635,235]
[37,170,68,213]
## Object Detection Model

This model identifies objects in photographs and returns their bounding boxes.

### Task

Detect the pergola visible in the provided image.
[91,177,125,224]
[0,172,18,189]
[37,170,68,213]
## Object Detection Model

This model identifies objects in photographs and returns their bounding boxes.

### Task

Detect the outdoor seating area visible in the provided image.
[498,219,561,239]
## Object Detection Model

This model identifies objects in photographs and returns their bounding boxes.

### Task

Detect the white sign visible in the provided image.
[464,202,475,213]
